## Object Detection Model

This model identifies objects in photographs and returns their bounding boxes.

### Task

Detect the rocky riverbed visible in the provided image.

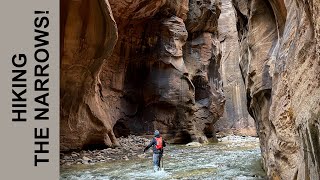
[60,135,266,179]
[60,135,260,167]
[60,135,150,166]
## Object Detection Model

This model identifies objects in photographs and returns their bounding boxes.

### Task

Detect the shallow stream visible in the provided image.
[60,136,266,180]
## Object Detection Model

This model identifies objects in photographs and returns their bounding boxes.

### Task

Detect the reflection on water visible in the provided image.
[60,136,266,180]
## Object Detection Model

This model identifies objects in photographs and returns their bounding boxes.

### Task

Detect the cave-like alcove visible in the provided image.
[113,120,131,138]
[192,75,210,101]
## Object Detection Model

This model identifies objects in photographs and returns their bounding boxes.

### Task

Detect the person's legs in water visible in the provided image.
[153,153,160,172]
[158,153,162,169]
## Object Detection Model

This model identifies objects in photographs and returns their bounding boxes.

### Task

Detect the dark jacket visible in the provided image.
[145,136,166,154]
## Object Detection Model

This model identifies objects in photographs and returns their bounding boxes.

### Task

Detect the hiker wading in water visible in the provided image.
[144,130,166,171]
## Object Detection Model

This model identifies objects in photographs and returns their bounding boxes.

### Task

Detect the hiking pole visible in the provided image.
[162,154,164,170]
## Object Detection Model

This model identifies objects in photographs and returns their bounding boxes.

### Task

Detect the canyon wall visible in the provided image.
[60,0,119,150]
[60,0,320,179]
[60,0,225,151]
[105,0,225,144]
[234,0,320,179]
[215,0,256,136]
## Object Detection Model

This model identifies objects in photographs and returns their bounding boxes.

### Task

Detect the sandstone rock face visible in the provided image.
[60,1,320,179]
[60,0,119,151]
[215,0,256,136]
[183,0,225,143]
[234,0,320,179]
[106,0,224,144]
[61,0,225,151]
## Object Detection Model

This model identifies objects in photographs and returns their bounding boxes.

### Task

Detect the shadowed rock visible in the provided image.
[60,0,119,151]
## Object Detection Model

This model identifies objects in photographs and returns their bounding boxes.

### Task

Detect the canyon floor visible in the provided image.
[60,136,266,179]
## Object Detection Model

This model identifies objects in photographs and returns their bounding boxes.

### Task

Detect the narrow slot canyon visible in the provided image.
[60,0,320,179]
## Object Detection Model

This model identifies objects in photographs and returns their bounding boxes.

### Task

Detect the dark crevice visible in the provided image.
[82,143,108,151]
[203,123,214,138]
[192,76,210,101]
[308,112,320,173]
[114,120,131,138]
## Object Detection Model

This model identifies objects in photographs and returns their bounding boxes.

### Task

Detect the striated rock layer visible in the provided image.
[60,0,119,151]
[60,0,225,151]
[234,0,320,179]
[60,0,320,179]
[215,0,256,136]
[104,0,225,144]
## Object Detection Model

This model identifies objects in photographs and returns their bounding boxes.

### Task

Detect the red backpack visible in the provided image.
[155,137,163,150]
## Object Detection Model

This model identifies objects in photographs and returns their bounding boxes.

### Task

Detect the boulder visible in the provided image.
[186,142,202,147]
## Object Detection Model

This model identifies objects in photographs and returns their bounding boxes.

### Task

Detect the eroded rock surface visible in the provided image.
[234,0,320,179]
[104,0,225,144]
[60,0,320,179]
[60,0,119,151]
[215,0,256,136]
[61,0,225,151]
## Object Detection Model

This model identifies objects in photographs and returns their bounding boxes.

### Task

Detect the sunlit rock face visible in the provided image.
[60,0,225,151]
[234,0,320,179]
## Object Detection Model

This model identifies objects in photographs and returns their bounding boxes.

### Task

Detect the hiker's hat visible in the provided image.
[154,130,160,137]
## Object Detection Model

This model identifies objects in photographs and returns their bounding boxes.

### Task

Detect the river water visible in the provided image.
[60,136,266,180]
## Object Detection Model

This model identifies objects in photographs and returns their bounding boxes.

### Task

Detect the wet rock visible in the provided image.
[138,154,146,159]
[101,149,107,153]
[186,142,202,147]
[59,136,152,165]
[82,156,91,162]
[96,155,105,160]
[123,156,129,161]
[71,153,78,158]
[63,156,71,160]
